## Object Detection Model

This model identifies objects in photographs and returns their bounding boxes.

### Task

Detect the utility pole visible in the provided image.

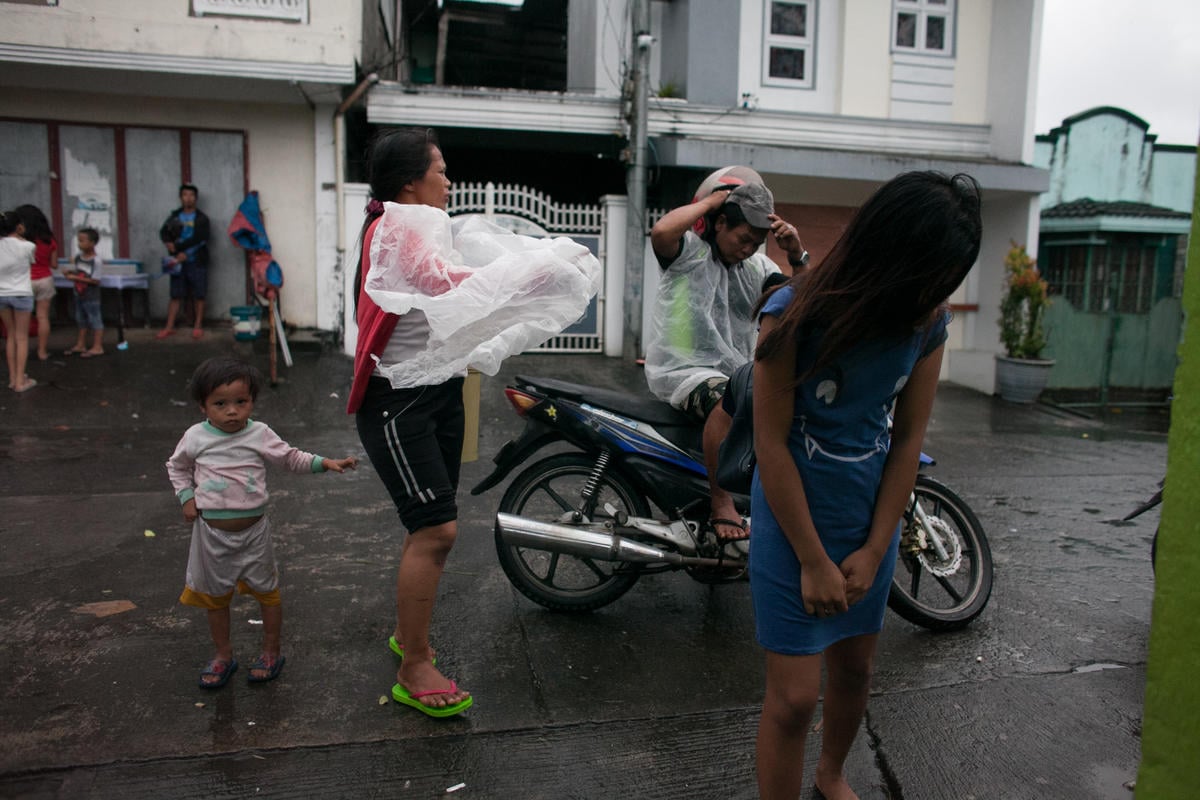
[622,0,652,361]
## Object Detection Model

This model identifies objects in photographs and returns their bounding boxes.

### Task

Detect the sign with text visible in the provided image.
[192,0,307,23]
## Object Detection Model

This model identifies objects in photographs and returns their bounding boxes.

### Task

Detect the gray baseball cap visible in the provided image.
[725,182,775,229]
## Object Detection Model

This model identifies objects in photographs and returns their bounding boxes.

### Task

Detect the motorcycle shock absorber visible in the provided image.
[579,449,612,515]
[900,496,924,557]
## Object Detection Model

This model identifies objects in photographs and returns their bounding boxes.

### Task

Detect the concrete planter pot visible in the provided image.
[995,354,1055,403]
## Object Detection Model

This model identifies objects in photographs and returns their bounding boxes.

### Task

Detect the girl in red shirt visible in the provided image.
[15,205,57,362]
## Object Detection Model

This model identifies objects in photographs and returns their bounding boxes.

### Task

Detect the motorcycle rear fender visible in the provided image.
[469,423,563,496]
[471,391,653,496]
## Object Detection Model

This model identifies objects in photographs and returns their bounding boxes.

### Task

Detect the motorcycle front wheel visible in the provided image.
[495,452,652,612]
[888,475,993,631]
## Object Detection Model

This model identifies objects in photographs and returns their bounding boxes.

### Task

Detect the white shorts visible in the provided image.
[31,276,57,302]
[180,515,279,608]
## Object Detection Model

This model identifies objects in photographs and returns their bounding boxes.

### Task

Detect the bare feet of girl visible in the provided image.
[814,768,859,800]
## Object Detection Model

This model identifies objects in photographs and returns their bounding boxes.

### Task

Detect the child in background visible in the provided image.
[0,210,37,392]
[14,205,57,362]
[62,227,104,357]
[167,357,358,688]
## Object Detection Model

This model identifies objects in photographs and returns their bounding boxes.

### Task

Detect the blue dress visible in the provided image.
[749,285,948,655]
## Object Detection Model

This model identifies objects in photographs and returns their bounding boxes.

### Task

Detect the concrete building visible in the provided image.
[0,0,359,331]
[1033,107,1195,401]
[361,0,1049,394]
[2,0,1050,398]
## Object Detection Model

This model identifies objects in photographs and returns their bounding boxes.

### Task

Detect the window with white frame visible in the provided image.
[893,0,954,56]
[763,0,816,89]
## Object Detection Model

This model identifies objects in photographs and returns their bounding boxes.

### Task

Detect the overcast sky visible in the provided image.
[1035,0,1200,145]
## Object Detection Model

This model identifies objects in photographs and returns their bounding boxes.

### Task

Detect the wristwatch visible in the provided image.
[789,249,810,268]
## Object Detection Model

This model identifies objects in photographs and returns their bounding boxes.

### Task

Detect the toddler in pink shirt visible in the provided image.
[167,357,357,688]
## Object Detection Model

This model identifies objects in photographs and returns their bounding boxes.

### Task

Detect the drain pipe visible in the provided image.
[334,72,379,342]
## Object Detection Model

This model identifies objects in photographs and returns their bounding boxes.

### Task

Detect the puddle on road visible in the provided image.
[1088,764,1139,800]
[1057,535,1130,558]
[1072,663,1127,674]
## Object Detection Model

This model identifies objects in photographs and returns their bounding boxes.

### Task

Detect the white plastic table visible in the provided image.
[54,271,150,346]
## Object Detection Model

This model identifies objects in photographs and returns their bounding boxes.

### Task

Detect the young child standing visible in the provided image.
[167,357,358,688]
[0,211,37,392]
[62,227,105,357]
[14,204,57,362]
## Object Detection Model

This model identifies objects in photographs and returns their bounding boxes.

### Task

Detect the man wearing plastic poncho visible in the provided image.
[644,174,808,542]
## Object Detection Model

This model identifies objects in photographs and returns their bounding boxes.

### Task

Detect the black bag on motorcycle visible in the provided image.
[716,360,755,494]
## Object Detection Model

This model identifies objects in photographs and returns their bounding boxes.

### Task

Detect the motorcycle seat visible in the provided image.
[512,374,694,427]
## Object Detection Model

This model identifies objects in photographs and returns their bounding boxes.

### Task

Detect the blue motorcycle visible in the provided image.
[472,374,992,630]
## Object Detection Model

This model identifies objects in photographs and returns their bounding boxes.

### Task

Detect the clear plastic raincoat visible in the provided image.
[364,202,600,388]
[644,231,780,407]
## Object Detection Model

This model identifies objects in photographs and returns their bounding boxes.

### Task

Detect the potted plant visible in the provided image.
[995,241,1055,403]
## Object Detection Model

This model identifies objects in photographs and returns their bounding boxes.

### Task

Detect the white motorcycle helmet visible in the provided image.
[691,165,766,235]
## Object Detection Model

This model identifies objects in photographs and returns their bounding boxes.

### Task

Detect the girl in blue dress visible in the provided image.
[750,171,983,799]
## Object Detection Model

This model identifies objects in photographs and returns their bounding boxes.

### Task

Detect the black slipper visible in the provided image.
[247,655,286,683]
[706,517,749,541]
[198,658,238,689]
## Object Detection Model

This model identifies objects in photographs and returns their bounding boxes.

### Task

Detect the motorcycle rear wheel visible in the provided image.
[888,475,993,631]
[496,452,652,612]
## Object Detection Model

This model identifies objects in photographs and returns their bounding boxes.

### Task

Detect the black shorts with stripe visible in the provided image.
[356,375,465,533]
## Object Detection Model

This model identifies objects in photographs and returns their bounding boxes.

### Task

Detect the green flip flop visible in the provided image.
[391,681,473,718]
[389,636,435,664]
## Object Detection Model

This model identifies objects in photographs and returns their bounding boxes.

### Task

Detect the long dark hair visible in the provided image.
[352,127,439,310]
[0,211,20,237]
[757,171,982,379]
[15,204,55,245]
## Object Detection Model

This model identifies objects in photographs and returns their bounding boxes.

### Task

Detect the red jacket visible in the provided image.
[345,211,475,413]
[346,219,398,414]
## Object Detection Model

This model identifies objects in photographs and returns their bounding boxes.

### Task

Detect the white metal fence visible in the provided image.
[450,181,604,234]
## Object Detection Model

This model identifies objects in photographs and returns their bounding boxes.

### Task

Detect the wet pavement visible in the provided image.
[0,326,1166,799]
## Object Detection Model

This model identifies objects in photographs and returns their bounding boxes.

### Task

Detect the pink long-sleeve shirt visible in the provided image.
[166,420,326,519]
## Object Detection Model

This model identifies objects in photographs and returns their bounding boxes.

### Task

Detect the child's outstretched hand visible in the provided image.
[182,498,199,522]
[322,456,358,473]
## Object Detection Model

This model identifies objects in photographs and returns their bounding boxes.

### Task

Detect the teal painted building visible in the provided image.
[1033,107,1194,402]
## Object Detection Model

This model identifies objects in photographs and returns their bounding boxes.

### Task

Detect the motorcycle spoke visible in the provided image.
[544,551,561,583]
[933,573,964,603]
[908,564,923,596]
[580,558,611,581]
[539,481,575,514]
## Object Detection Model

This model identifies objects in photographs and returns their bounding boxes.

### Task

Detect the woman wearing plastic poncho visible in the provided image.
[347,128,600,717]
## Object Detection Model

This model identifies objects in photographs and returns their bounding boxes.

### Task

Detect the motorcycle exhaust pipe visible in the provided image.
[496,513,731,568]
